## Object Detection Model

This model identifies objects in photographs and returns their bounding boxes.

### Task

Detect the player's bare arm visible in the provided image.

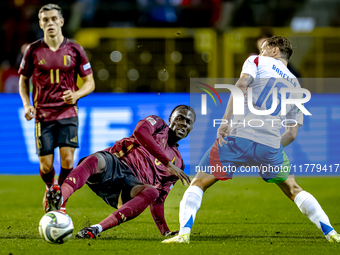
[149,193,179,236]
[63,73,95,104]
[281,124,299,147]
[166,161,191,186]
[236,73,254,94]
[217,73,254,146]
[19,74,36,121]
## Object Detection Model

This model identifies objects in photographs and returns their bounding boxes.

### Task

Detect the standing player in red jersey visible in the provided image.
[45,105,196,238]
[18,4,95,212]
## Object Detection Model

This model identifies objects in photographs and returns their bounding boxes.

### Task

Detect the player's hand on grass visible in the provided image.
[217,122,229,147]
[24,105,36,121]
[62,90,79,104]
[163,230,179,236]
[166,162,191,186]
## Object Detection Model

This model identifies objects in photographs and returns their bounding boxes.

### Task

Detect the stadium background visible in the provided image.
[1,0,340,177]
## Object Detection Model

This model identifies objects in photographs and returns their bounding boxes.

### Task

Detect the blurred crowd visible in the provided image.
[1,0,225,92]
[1,0,340,92]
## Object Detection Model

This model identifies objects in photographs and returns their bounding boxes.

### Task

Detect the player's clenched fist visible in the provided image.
[24,105,36,121]
[62,90,79,104]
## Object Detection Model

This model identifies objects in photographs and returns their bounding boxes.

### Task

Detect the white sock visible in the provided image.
[179,186,204,236]
[91,224,103,233]
[294,190,336,239]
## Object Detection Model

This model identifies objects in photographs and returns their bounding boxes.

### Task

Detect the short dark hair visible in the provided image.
[169,105,196,122]
[38,4,63,19]
[264,36,293,61]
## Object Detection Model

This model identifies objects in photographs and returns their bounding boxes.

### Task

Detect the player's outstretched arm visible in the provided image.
[150,202,179,236]
[63,73,95,104]
[19,74,36,121]
[149,200,176,236]
[150,196,178,236]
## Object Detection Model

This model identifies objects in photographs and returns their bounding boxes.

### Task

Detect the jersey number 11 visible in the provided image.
[50,69,60,84]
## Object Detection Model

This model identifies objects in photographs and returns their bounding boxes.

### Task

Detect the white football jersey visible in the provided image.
[229,55,303,149]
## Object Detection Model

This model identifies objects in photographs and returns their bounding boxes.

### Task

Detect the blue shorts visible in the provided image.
[197,136,291,183]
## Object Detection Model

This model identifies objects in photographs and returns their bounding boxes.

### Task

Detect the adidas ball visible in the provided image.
[39,211,74,244]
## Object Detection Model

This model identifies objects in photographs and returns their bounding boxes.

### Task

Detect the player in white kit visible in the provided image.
[163,36,340,244]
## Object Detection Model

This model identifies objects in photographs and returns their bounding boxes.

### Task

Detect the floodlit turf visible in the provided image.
[1,175,339,255]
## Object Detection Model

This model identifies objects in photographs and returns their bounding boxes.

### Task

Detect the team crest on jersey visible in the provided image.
[64,55,71,67]
[146,117,156,125]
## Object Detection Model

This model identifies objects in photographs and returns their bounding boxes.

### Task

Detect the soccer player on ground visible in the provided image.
[46,105,196,238]
[18,4,95,213]
[163,36,340,244]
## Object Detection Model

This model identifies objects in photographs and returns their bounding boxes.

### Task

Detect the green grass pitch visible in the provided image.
[1,175,339,255]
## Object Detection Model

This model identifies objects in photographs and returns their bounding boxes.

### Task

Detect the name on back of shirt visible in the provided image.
[272,64,297,87]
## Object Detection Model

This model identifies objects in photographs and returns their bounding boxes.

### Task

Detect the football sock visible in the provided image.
[179,186,204,236]
[58,167,73,186]
[60,183,73,207]
[99,186,159,231]
[61,155,98,201]
[40,168,55,188]
[294,190,336,237]
[58,167,73,209]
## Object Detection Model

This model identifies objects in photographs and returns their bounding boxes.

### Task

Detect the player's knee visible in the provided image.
[61,155,74,169]
[39,162,53,174]
[40,166,53,174]
[60,148,75,168]
[92,152,106,171]
[142,186,159,202]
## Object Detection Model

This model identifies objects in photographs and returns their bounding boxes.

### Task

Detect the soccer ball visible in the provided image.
[39,211,74,244]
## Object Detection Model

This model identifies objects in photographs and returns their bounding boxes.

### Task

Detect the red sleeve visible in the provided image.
[18,44,34,78]
[133,115,171,166]
[149,178,177,235]
[149,189,171,235]
[74,43,92,77]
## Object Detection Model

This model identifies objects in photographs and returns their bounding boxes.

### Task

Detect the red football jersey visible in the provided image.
[18,38,93,122]
[104,115,185,195]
